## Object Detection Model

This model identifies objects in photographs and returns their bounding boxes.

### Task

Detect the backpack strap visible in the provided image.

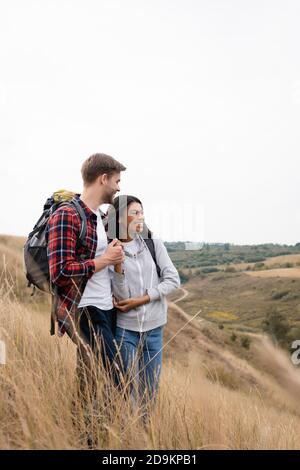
[70,198,87,248]
[143,237,161,278]
[55,199,88,250]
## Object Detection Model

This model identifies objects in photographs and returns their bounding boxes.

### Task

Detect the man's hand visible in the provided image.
[104,238,125,265]
[113,295,150,313]
[114,240,124,249]
[94,239,125,272]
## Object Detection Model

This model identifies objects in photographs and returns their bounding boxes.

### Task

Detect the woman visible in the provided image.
[106,195,180,416]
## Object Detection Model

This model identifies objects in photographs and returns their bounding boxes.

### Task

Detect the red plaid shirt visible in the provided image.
[46,195,107,336]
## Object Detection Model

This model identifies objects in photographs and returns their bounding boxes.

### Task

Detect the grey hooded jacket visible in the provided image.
[109,235,180,332]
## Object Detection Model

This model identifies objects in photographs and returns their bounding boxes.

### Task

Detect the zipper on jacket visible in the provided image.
[135,255,146,331]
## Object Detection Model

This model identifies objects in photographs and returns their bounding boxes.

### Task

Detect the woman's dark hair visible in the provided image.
[106,195,153,241]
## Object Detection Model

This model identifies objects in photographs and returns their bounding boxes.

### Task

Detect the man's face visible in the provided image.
[102,172,121,204]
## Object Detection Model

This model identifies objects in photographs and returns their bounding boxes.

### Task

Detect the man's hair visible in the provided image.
[81,153,126,185]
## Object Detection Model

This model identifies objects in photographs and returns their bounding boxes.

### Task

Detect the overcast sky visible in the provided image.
[1,0,299,244]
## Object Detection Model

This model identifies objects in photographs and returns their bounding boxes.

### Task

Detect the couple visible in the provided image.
[46,153,180,413]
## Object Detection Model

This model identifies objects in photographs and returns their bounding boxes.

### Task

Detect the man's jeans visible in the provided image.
[77,306,123,389]
[115,325,164,413]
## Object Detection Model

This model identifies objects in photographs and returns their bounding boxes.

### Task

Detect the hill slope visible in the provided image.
[1,235,300,449]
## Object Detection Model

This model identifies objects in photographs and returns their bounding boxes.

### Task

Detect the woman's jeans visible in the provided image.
[115,325,164,414]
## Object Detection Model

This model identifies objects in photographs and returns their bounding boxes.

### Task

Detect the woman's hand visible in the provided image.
[114,263,123,274]
[113,297,141,312]
[113,295,150,313]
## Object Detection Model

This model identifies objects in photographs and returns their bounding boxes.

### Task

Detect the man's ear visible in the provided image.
[99,173,108,185]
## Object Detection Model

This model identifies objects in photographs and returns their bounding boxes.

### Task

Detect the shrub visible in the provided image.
[271,290,290,300]
[206,366,241,390]
[253,262,265,271]
[224,266,236,273]
[178,270,189,284]
[262,308,289,346]
[201,267,219,274]
[241,336,251,349]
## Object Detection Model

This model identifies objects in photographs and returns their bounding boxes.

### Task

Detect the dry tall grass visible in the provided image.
[2,280,300,449]
[1,234,300,449]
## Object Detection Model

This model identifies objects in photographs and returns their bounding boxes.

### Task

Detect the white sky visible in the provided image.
[0,0,299,244]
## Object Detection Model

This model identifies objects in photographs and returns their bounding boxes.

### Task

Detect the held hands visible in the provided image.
[105,239,125,266]
[93,239,124,273]
[113,297,141,312]
[113,295,150,313]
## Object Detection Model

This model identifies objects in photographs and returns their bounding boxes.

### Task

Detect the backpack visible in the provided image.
[23,190,87,294]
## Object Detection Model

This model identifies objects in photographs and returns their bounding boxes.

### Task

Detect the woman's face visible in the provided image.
[123,202,145,237]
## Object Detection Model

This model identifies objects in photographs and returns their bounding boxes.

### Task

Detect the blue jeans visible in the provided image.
[115,325,164,412]
[77,306,122,389]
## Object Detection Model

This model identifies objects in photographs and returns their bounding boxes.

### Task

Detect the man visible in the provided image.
[46,153,126,388]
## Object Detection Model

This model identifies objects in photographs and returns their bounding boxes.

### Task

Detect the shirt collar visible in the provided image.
[123,235,146,257]
[73,194,98,220]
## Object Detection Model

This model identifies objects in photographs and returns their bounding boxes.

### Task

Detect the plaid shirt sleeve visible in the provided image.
[47,207,95,287]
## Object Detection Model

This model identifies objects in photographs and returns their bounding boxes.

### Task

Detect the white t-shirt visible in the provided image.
[78,208,113,311]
